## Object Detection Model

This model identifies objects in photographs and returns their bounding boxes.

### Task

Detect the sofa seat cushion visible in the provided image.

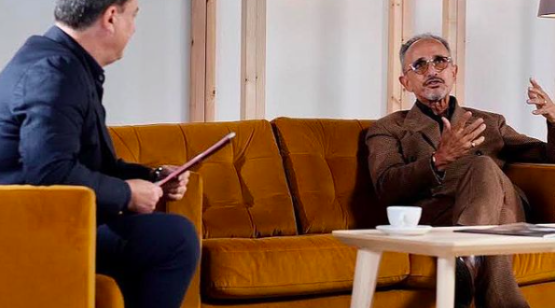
[406,253,555,288]
[202,234,409,299]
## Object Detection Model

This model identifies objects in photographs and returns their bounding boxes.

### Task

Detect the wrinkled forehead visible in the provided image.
[405,39,450,64]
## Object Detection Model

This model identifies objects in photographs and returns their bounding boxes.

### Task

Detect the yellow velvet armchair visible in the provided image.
[0,186,96,308]
[0,171,203,308]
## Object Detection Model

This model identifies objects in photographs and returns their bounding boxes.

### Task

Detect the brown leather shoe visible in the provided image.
[455,257,475,308]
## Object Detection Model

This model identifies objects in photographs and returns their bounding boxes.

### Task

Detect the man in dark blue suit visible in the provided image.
[0,0,200,307]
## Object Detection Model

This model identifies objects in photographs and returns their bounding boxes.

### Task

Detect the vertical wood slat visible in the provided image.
[241,0,266,120]
[402,0,414,110]
[387,0,414,114]
[190,0,207,122]
[205,0,217,121]
[443,0,466,105]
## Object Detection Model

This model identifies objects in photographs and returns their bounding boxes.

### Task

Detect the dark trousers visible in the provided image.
[97,212,200,308]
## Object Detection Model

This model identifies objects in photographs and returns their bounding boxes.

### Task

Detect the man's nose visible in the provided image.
[425,67,438,78]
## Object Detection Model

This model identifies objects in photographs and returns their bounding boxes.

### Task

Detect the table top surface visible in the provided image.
[332,225,555,257]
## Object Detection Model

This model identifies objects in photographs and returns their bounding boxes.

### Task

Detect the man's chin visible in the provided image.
[104,54,124,67]
[424,91,447,102]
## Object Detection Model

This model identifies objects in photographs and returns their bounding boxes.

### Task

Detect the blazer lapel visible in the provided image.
[403,103,442,150]
[402,98,468,151]
[93,102,117,159]
[450,102,467,128]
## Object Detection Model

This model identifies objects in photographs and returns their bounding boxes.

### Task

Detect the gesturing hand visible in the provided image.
[433,111,486,171]
[528,78,555,124]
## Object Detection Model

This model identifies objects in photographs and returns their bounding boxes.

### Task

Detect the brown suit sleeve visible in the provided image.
[498,115,555,163]
[366,123,442,205]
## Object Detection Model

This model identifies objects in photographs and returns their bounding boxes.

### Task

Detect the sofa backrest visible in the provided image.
[109,120,297,239]
[272,118,385,234]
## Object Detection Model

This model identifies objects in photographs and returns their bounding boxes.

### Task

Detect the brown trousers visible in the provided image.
[418,156,529,308]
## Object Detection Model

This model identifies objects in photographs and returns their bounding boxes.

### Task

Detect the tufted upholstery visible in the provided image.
[110,120,296,239]
[97,119,555,308]
[272,118,386,234]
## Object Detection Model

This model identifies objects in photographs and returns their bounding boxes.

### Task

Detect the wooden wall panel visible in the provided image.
[443,0,467,105]
[190,0,216,122]
[387,0,414,113]
[241,0,266,120]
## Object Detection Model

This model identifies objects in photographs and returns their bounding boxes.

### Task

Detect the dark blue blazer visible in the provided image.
[0,27,151,224]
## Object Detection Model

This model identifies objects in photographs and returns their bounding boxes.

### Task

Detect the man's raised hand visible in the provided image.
[433,111,486,171]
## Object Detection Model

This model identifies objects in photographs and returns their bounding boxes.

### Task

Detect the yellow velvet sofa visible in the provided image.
[5,118,555,308]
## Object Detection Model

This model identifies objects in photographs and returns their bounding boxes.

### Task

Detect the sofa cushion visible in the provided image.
[202,234,409,299]
[109,120,297,238]
[272,118,385,234]
[406,253,555,288]
[96,274,124,308]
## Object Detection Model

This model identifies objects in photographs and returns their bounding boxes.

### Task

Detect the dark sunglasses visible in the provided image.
[404,55,452,75]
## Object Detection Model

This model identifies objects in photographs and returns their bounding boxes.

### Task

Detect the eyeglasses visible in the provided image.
[404,55,452,75]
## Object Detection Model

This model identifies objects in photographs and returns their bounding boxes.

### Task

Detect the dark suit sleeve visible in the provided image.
[366,123,442,205]
[111,159,154,181]
[14,56,131,217]
[498,115,555,163]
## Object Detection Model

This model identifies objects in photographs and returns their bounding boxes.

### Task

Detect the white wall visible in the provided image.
[0,1,56,65]
[465,0,555,141]
[215,0,242,121]
[414,0,442,36]
[2,0,555,139]
[0,0,190,126]
[265,0,389,120]
[104,0,189,125]
[215,0,390,121]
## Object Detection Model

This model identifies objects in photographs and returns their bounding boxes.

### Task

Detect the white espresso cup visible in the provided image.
[387,206,422,228]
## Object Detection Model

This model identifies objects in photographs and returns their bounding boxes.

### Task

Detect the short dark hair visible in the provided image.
[54,0,130,30]
[399,33,451,69]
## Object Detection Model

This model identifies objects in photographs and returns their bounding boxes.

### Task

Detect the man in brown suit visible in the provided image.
[366,33,555,308]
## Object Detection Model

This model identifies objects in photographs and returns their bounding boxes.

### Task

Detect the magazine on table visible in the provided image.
[455,223,555,238]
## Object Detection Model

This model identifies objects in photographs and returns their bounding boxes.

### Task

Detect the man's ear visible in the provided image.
[452,64,458,82]
[100,5,118,33]
[399,75,411,92]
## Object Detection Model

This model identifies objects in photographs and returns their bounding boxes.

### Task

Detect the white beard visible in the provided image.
[424,89,447,102]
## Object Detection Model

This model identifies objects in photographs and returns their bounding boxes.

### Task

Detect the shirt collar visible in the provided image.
[44,26,105,84]
[415,96,457,122]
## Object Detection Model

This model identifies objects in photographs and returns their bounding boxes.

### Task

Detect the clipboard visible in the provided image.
[155,132,236,186]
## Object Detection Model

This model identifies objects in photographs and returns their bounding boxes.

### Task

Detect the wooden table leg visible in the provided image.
[350,249,382,308]
[436,257,456,308]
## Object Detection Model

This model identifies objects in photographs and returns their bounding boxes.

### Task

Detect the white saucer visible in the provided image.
[376,225,432,236]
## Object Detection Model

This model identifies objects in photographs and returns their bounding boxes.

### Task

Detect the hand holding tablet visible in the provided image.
[155,132,236,186]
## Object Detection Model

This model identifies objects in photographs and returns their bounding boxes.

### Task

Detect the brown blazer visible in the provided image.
[366,97,555,223]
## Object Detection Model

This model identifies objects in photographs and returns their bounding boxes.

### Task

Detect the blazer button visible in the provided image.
[475,150,483,156]
[410,156,417,162]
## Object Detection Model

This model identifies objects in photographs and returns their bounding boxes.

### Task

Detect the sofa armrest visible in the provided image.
[166,171,202,308]
[0,185,96,308]
[166,171,203,234]
[506,163,555,223]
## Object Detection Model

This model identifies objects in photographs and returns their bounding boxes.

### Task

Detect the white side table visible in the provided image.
[333,226,555,308]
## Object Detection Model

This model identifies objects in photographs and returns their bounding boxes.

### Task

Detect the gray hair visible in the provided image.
[54,0,130,30]
[399,33,451,69]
